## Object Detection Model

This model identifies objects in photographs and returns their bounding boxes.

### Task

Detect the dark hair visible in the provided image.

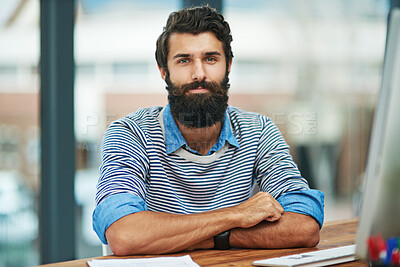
[155,5,233,71]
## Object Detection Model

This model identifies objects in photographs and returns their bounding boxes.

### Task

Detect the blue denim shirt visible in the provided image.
[163,104,240,155]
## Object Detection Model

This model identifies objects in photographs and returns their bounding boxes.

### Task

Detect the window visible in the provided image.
[225,0,389,220]
[0,0,40,265]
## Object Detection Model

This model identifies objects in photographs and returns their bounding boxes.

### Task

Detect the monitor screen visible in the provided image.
[355,7,400,260]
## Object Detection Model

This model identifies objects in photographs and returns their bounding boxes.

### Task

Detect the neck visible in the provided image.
[175,120,222,156]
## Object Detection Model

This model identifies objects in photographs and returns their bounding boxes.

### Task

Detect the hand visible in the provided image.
[233,192,284,228]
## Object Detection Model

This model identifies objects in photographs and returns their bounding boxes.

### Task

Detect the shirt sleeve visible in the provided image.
[277,189,325,228]
[93,118,150,244]
[254,116,310,198]
[92,193,147,244]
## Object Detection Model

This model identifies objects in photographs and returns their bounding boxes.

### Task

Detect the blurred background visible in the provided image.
[0,0,390,266]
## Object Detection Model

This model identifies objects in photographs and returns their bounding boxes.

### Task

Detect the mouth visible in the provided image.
[187,87,209,94]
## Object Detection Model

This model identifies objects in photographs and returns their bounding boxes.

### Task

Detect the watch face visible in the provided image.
[219,231,230,237]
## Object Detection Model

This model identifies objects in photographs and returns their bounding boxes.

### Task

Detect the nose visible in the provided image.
[192,60,206,81]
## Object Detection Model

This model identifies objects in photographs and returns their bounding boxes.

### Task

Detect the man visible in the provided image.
[93,6,324,256]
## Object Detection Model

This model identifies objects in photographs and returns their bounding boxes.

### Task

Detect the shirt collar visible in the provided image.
[163,104,239,155]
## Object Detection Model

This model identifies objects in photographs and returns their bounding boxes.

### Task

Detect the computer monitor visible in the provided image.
[355,7,400,260]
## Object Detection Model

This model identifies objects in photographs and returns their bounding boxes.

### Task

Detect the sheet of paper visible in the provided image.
[253,245,356,267]
[87,255,200,267]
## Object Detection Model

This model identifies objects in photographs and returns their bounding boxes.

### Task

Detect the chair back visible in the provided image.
[102,244,112,256]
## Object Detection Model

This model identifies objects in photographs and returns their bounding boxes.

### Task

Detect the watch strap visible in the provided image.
[214,230,231,250]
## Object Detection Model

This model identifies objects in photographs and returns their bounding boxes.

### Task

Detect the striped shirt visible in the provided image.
[93,105,324,244]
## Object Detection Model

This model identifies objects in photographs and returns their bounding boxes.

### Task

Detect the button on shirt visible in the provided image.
[93,105,325,244]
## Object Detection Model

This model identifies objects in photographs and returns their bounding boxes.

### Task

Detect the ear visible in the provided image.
[158,65,166,80]
[227,59,233,73]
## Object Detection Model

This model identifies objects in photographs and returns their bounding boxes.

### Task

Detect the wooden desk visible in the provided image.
[40,218,368,266]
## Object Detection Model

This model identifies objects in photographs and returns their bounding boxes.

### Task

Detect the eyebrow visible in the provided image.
[173,53,191,59]
[204,51,222,57]
[172,51,222,59]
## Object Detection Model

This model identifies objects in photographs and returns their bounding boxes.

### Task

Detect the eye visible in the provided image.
[205,57,217,62]
[178,58,190,64]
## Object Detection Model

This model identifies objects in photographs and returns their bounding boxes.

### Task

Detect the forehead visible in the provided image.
[167,32,224,59]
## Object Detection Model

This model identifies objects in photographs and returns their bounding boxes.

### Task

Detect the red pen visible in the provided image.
[367,236,379,261]
[391,248,400,265]
[367,234,387,264]
[376,235,387,263]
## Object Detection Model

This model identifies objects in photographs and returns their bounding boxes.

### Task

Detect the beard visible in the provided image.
[166,72,230,129]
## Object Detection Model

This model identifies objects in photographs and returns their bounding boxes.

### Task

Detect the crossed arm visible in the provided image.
[105,192,320,256]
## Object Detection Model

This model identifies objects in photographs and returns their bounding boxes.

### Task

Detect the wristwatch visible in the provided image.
[214,230,231,250]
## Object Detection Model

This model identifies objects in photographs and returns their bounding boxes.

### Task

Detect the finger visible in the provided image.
[265,209,282,222]
[275,202,284,214]
[267,195,284,214]
[262,193,284,214]
[262,203,282,222]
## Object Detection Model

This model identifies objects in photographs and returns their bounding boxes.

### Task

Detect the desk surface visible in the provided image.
[40,217,367,267]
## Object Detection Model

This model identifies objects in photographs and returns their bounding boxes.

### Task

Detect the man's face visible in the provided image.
[163,32,230,89]
[159,32,232,128]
